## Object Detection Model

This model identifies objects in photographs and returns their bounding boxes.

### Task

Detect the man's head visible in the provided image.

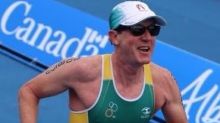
[109,1,166,30]
[108,1,167,65]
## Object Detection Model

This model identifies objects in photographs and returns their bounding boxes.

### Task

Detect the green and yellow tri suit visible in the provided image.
[69,54,155,123]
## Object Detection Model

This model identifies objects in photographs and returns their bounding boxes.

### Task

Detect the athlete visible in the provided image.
[18,1,188,123]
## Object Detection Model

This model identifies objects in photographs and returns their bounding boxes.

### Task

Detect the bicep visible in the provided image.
[162,100,187,123]
[25,70,68,98]
[24,60,75,98]
[162,73,187,123]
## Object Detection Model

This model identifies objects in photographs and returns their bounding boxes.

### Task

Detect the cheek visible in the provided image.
[119,35,136,46]
[151,41,155,48]
[151,39,156,48]
[124,40,137,50]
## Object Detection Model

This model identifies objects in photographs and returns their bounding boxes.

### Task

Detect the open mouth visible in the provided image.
[137,46,150,52]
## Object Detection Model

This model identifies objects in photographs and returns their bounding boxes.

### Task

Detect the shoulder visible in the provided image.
[150,62,179,93]
[150,63,187,122]
[45,55,102,82]
[150,62,181,100]
[150,62,173,82]
[69,55,102,71]
[71,55,102,81]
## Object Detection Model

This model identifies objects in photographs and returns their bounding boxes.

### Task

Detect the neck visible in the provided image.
[111,53,144,85]
[112,52,144,71]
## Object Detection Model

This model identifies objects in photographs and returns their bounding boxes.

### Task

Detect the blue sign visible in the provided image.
[0,0,113,65]
[153,42,220,123]
[0,0,219,123]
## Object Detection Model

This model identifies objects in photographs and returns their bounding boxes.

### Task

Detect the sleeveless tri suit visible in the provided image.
[69,54,155,123]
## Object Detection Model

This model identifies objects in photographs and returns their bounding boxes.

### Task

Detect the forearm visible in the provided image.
[18,85,39,123]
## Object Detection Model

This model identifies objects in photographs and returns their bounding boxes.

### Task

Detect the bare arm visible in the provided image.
[18,58,79,123]
[151,63,187,123]
[162,72,188,123]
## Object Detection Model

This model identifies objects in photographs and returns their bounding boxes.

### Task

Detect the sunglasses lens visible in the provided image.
[129,25,146,36]
[148,25,161,36]
[115,24,161,36]
[129,24,161,36]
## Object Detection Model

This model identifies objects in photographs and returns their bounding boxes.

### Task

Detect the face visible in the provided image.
[109,19,159,65]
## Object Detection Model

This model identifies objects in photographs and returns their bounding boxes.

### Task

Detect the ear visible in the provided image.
[108,30,119,46]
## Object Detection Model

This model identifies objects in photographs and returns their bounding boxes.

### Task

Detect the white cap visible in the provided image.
[109,1,167,29]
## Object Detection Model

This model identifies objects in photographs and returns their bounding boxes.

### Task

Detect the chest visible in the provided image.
[69,79,101,110]
[87,80,154,123]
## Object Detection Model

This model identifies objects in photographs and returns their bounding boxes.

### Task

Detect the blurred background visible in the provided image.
[58,0,220,63]
[0,0,219,123]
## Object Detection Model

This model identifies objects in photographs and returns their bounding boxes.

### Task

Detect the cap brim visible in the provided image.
[147,16,167,26]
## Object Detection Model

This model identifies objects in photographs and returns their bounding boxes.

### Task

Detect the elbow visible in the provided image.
[18,84,40,104]
[18,85,28,101]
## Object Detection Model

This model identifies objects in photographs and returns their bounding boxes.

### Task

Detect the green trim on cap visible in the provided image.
[109,8,124,29]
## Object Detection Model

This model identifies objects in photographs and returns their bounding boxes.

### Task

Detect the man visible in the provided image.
[19,1,188,123]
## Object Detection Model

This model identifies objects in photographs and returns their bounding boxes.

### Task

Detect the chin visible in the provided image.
[138,57,151,65]
[138,54,151,64]
[143,59,151,64]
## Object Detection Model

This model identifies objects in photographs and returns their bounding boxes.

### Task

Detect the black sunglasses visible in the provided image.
[115,24,161,36]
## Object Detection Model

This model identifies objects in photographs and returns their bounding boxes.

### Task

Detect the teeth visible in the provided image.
[139,47,149,50]
[138,46,150,52]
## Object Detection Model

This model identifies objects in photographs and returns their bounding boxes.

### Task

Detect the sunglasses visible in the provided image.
[115,24,161,36]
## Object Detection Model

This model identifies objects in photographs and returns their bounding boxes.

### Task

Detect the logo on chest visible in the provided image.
[105,101,118,118]
[141,107,151,119]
